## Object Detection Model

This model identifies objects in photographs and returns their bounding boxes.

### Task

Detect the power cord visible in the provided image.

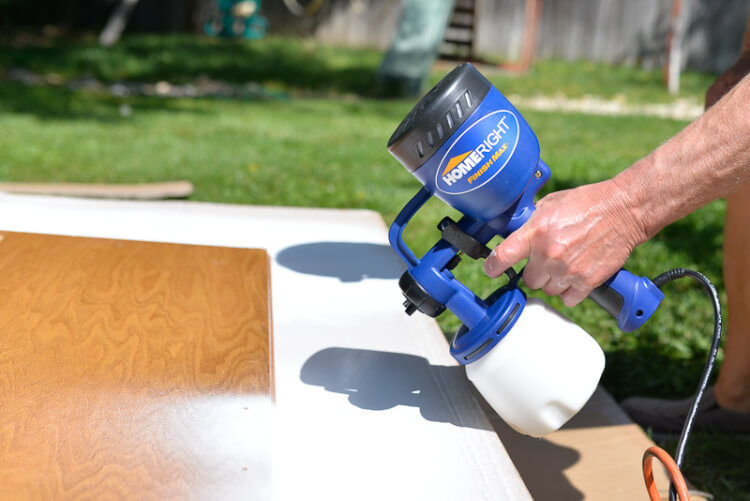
[641,268,723,501]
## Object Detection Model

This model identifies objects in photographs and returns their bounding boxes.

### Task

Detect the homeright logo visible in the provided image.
[436,110,519,195]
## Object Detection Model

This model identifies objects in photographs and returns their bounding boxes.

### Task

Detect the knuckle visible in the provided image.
[543,283,562,296]
[493,245,510,262]
[545,242,567,261]
[567,263,591,282]
[584,276,602,289]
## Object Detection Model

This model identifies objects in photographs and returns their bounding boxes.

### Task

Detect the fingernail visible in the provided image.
[484,250,497,276]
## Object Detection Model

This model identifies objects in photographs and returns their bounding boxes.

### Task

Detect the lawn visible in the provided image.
[0,34,746,499]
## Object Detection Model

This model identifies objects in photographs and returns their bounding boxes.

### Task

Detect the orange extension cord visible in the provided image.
[642,446,691,501]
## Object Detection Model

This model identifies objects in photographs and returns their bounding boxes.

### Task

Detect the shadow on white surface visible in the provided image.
[482,404,584,501]
[301,348,592,500]
[276,242,405,282]
[300,347,493,430]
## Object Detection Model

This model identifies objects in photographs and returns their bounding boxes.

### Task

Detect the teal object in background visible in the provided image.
[376,0,455,96]
[204,0,268,39]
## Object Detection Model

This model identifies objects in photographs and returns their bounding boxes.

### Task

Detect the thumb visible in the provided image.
[484,232,530,278]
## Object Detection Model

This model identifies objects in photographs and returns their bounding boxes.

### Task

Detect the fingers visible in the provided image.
[482,182,634,307]
[521,261,549,289]
[541,278,570,297]
[484,232,530,278]
[487,233,597,307]
[560,286,590,308]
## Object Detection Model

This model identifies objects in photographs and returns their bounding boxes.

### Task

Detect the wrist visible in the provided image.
[607,169,652,247]
[611,144,691,244]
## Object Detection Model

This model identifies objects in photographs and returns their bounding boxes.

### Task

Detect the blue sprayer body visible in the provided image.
[387,63,664,365]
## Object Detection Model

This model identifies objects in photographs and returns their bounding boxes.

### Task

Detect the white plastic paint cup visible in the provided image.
[466,297,605,437]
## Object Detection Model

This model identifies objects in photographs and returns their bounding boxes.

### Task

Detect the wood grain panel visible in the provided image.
[0,232,273,500]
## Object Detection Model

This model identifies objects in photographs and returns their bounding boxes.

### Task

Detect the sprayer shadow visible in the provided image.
[302,347,585,500]
[300,347,492,430]
[276,242,405,282]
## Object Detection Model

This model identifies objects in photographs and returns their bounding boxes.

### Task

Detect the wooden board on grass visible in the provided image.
[0,181,194,199]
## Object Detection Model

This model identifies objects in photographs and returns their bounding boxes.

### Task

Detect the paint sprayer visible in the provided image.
[386,63,723,500]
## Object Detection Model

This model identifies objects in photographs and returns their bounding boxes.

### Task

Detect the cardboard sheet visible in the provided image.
[481,387,710,500]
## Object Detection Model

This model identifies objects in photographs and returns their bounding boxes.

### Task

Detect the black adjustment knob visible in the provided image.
[438,217,491,260]
[404,301,418,316]
[398,271,446,318]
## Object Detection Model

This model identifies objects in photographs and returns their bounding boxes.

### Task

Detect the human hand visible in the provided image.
[483,180,646,307]
[705,52,750,109]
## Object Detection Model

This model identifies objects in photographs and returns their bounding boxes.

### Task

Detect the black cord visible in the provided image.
[651,268,723,501]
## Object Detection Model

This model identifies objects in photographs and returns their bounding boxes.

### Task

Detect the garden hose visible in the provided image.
[641,268,723,501]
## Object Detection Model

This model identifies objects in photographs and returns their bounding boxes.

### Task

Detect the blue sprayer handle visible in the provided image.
[589,269,664,332]
[389,186,664,333]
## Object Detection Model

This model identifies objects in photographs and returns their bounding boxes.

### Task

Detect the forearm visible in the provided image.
[614,74,750,242]
[484,19,750,305]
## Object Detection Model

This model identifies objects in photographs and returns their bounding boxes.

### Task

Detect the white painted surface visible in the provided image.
[0,193,531,501]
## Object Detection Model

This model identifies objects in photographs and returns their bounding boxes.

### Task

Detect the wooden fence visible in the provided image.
[262,0,750,73]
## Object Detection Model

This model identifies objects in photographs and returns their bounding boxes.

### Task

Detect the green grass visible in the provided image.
[462,59,716,104]
[0,33,744,498]
[0,34,384,95]
[658,433,750,501]
[1,33,715,103]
